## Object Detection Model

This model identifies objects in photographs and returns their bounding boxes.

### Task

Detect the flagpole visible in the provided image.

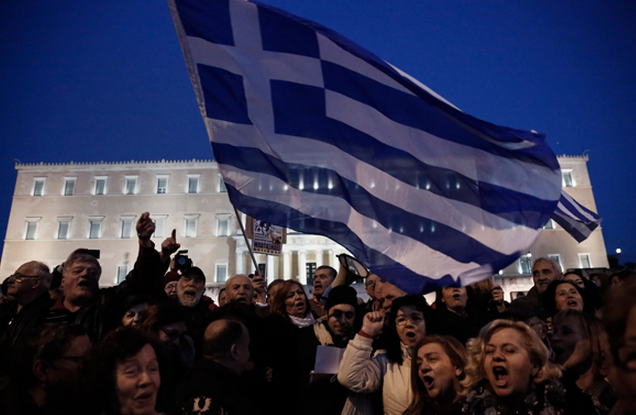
[233,207,260,275]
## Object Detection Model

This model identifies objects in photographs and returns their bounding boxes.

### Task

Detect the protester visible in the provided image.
[0,261,52,374]
[250,273,268,306]
[162,271,180,299]
[602,281,636,415]
[81,327,161,415]
[173,319,256,415]
[543,279,593,317]
[403,335,467,415]
[431,287,491,345]
[45,213,171,341]
[0,323,90,415]
[118,294,150,328]
[217,287,228,307]
[463,319,566,415]
[296,285,360,415]
[310,265,337,318]
[564,271,604,312]
[527,257,563,300]
[270,279,314,328]
[338,295,431,415]
[551,310,617,415]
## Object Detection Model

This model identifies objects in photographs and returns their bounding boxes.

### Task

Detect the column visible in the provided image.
[298,251,307,285]
[283,251,291,280]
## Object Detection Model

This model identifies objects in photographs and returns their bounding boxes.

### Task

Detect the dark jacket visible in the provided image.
[44,245,165,342]
[0,292,50,375]
[173,358,258,415]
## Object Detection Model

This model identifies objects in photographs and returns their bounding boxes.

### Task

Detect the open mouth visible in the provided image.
[492,366,508,386]
[422,375,435,388]
[184,289,196,298]
[567,300,578,307]
[405,331,416,339]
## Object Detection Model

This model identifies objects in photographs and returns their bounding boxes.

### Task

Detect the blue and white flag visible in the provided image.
[169,0,564,294]
[551,190,602,243]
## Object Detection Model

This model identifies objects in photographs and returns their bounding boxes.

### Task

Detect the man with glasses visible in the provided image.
[46,212,172,342]
[0,323,90,414]
[296,285,359,415]
[0,261,52,375]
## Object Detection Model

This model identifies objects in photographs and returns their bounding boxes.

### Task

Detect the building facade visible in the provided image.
[1,155,608,300]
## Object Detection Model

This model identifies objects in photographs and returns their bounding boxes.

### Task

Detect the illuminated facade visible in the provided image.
[1,155,608,300]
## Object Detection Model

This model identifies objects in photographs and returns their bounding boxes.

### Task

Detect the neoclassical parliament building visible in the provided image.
[0,155,608,300]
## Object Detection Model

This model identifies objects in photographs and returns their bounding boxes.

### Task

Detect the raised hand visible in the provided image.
[161,229,181,262]
[136,212,155,240]
[361,311,385,338]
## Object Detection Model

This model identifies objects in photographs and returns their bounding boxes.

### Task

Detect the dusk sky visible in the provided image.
[1,0,634,265]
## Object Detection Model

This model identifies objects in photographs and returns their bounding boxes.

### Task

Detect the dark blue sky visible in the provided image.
[1,0,634,265]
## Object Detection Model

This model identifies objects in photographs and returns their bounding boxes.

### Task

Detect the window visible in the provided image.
[24,218,40,240]
[218,174,227,193]
[156,176,168,194]
[216,264,228,283]
[32,178,45,196]
[548,254,562,271]
[152,215,167,239]
[543,219,557,230]
[579,254,592,268]
[116,265,129,284]
[57,217,72,240]
[519,255,532,274]
[184,215,199,238]
[125,176,137,195]
[562,170,574,187]
[95,177,107,195]
[216,217,230,236]
[63,178,76,196]
[120,216,135,239]
[188,175,199,194]
[88,217,104,239]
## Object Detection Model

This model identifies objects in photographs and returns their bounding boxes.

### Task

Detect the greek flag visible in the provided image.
[169,0,565,294]
[551,190,602,243]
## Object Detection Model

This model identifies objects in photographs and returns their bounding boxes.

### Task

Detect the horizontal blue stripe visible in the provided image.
[252,0,560,172]
[213,142,548,267]
[225,182,520,294]
[269,80,557,228]
[551,212,596,243]
[176,0,234,46]
[558,194,601,222]
[322,61,557,168]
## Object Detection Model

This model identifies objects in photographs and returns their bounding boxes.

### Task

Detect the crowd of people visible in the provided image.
[0,211,635,415]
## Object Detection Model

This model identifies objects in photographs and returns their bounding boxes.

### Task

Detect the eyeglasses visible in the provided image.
[9,273,39,282]
[329,310,355,320]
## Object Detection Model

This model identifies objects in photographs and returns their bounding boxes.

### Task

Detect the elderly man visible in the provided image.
[527,257,563,299]
[225,274,256,306]
[0,261,52,374]
[175,266,215,356]
[375,278,407,315]
[174,319,256,415]
[46,212,168,341]
[310,265,337,318]
[0,323,91,415]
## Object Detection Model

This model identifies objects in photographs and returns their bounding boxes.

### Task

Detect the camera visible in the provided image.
[174,250,193,272]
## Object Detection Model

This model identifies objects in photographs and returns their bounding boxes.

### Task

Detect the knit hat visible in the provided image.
[163,271,180,287]
[325,286,358,310]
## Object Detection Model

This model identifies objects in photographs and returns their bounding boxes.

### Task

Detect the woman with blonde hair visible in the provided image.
[403,335,467,415]
[463,319,566,415]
